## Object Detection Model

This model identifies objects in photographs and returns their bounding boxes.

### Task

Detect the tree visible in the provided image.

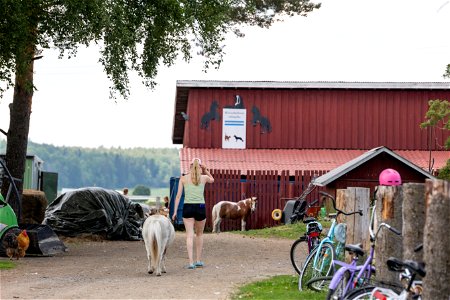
[0,0,320,218]
[132,185,151,196]
[420,99,450,180]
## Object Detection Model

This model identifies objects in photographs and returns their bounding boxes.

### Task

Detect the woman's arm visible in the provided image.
[202,167,214,183]
[172,176,184,220]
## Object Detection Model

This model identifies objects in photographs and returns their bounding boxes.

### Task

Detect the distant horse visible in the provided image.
[142,214,175,276]
[211,197,257,233]
[201,101,220,129]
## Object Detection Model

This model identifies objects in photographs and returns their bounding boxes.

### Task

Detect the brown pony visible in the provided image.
[211,197,257,233]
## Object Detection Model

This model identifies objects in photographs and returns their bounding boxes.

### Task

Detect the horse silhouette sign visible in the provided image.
[222,108,246,149]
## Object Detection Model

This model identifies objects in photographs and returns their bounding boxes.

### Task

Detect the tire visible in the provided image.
[326,271,348,300]
[306,276,333,292]
[343,286,376,300]
[299,242,335,291]
[271,209,282,221]
[290,237,308,275]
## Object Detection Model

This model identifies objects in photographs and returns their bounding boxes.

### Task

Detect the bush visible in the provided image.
[132,185,151,195]
[437,159,450,181]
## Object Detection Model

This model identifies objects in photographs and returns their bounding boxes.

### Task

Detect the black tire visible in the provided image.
[290,237,308,275]
[299,242,335,291]
[343,286,376,299]
[306,276,333,292]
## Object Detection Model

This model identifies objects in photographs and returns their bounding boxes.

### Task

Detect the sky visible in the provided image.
[1,0,450,149]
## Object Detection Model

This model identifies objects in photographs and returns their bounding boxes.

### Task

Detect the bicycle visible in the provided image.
[346,244,425,299]
[298,191,363,291]
[290,198,323,275]
[306,197,401,300]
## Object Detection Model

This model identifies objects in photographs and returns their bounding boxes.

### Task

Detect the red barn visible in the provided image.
[171,81,449,231]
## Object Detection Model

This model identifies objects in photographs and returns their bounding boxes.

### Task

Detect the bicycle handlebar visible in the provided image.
[319,191,363,217]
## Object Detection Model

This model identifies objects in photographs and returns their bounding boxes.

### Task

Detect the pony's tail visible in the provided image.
[211,203,220,232]
[150,222,162,269]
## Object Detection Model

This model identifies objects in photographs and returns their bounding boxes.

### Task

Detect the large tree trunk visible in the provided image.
[3,44,36,221]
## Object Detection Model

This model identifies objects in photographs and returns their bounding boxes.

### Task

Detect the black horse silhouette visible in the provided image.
[201,101,220,129]
[251,105,272,134]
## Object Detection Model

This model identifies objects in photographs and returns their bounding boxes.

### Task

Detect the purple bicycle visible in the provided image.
[305,199,401,300]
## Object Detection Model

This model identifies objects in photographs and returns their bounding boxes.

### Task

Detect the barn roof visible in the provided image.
[173,80,450,144]
[178,147,448,176]
[312,146,437,187]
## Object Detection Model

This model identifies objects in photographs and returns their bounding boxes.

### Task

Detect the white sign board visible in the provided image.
[222,108,246,149]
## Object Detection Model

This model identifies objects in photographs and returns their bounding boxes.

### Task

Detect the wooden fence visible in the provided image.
[203,169,327,232]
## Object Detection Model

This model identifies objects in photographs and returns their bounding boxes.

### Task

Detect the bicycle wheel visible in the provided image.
[306,276,333,292]
[326,271,348,300]
[299,242,335,291]
[290,237,308,275]
[343,286,376,300]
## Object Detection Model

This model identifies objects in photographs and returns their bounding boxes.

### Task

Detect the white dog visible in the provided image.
[142,214,175,276]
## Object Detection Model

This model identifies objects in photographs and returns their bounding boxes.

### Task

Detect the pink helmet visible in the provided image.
[379,169,402,186]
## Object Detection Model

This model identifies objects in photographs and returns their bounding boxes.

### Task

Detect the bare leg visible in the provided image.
[194,219,206,262]
[183,218,195,265]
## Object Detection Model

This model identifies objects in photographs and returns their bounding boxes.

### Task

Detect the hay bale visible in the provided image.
[22,189,48,224]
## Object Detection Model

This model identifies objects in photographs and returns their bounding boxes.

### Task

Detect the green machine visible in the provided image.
[0,159,66,256]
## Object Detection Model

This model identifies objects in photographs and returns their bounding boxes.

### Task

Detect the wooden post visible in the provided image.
[402,183,425,262]
[336,188,370,249]
[375,185,403,284]
[423,179,450,300]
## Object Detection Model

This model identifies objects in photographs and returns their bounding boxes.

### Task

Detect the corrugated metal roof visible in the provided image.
[178,147,448,176]
[177,80,450,90]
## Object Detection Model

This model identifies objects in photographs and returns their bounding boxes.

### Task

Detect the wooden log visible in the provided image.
[422,179,450,300]
[402,183,425,262]
[374,185,403,284]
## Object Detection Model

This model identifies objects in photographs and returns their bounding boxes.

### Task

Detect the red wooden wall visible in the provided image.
[184,88,448,150]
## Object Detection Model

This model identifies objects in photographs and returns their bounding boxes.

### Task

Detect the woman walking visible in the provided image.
[172,158,214,269]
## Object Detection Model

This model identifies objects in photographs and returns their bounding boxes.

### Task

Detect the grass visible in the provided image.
[0,260,16,270]
[229,220,331,299]
[231,275,326,300]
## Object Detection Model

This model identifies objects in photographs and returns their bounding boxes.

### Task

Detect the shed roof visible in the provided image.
[312,146,437,186]
[173,80,450,144]
[179,147,448,176]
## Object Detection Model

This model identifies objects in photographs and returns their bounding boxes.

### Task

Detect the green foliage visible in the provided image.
[132,184,151,196]
[0,0,320,99]
[420,99,450,149]
[0,138,180,191]
[437,159,450,181]
[231,275,326,300]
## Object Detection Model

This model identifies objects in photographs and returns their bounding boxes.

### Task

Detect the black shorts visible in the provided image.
[182,204,206,221]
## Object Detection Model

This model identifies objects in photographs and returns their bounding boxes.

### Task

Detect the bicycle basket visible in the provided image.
[333,223,347,244]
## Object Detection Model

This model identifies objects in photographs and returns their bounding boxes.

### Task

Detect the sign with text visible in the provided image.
[222,108,246,149]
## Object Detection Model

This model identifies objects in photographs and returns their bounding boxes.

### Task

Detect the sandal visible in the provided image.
[194,261,204,268]
[186,264,196,269]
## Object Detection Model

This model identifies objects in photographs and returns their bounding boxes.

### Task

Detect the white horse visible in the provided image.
[142,214,175,276]
[211,197,257,233]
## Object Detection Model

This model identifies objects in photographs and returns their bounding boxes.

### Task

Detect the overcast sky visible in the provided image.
[1,0,450,149]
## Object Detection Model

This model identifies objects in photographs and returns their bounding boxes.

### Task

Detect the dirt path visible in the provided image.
[1,232,302,299]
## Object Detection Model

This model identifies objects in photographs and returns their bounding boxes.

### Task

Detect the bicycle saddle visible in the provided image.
[345,243,364,257]
[386,257,426,277]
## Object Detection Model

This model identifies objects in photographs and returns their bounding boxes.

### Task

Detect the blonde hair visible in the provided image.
[190,158,202,186]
